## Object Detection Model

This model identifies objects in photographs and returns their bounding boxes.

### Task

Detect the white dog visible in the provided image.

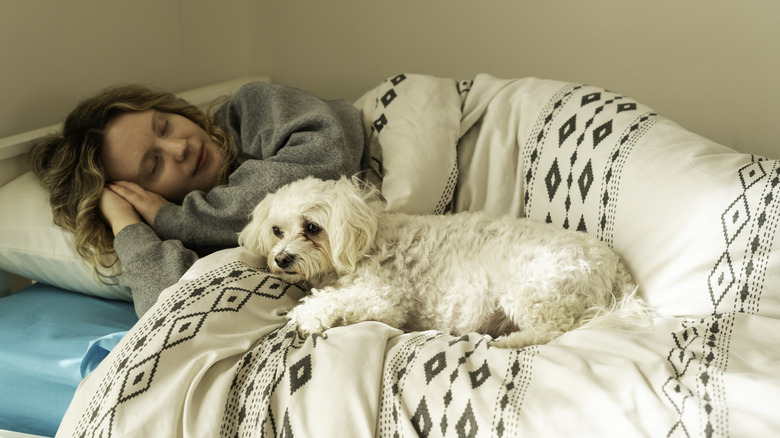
[239,176,652,348]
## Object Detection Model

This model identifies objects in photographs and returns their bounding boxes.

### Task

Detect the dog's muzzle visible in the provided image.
[274,252,295,269]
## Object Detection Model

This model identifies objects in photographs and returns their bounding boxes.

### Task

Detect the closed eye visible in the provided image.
[150,155,160,175]
[159,119,169,137]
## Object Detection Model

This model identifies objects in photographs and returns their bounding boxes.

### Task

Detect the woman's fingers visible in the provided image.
[108,181,170,228]
[108,181,153,200]
[99,188,142,236]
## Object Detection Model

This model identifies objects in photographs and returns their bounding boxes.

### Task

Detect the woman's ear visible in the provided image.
[238,193,275,256]
[327,178,378,274]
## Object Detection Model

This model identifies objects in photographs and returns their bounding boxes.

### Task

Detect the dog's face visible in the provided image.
[239,177,379,285]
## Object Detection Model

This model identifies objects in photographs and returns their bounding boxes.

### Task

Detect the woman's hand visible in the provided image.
[100,188,142,236]
[107,181,170,228]
[99,181,170,236]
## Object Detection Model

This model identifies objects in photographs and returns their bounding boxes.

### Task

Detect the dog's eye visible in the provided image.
[272,226,283,238]
[305,222,321,235]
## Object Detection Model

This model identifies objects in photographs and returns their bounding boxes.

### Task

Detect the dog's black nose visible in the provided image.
[274,252,294,269]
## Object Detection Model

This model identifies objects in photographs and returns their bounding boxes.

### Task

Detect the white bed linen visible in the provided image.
[57,74,780,437]
[56,247,780,437]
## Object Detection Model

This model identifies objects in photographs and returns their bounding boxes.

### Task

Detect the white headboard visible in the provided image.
[0,76,269,296]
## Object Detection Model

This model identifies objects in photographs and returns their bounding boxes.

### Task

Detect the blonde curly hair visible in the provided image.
[28,84,237,278]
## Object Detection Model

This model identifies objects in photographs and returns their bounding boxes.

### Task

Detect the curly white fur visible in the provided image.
[239,176,653,349]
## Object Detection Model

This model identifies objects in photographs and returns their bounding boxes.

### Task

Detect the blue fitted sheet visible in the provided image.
[0,283,137,436]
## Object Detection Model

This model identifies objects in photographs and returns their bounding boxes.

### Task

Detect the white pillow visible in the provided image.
[354,73,462,214]
[508,80,780,319]
[0,172,131,300]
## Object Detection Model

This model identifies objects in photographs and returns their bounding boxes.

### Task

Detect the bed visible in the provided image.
[2,74,779,437]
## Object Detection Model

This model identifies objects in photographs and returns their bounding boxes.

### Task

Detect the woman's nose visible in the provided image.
[161,138,187,161]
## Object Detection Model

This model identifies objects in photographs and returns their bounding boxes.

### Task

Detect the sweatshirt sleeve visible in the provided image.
[153,82,368,249]
[113,222,199,317]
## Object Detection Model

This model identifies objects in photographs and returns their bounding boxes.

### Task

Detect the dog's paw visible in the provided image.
[491,328,563,349]
[490,337,527,349]
[286,305,332,337]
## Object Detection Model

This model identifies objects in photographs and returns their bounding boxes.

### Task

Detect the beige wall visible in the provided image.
[3,1,779,159]
[0,0,267,140]
[258,0,780,159]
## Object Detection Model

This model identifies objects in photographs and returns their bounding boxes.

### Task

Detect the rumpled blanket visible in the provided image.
[57,74,780,437]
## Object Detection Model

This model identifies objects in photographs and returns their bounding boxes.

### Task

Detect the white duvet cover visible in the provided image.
[58,74,780,437]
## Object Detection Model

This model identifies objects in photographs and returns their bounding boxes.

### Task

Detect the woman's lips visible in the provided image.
[195,145,208,175]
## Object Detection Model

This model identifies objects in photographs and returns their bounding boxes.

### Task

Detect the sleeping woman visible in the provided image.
[28,81,369,317]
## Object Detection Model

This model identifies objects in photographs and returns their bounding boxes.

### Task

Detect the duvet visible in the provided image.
[57,74,780,437]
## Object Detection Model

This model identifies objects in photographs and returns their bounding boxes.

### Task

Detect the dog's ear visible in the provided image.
[327,177,379,274]
[238,193,275,255]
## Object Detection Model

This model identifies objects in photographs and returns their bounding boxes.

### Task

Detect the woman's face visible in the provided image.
[102,109,226,203]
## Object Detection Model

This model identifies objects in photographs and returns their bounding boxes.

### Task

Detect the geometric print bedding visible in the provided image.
[379,332,540,437]
[57,258,308,437]
[354,73,462,216]
[495,76,780,320]
[57,76,780,437]
[57,247,780,437]
[520,83,661,242]
[60,252,558,437]
[508,78,780,436]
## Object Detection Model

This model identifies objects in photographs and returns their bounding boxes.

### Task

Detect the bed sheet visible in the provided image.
[0,430,50,438]
[0,283,137,437]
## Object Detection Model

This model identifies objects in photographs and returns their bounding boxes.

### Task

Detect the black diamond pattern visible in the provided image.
[289,355,312,395]
[163,314,206,349]
[213,287,252,312]
[456,401,479,438]
[721,195,750,244]
[254,277,296,299]
[390,73,406,85]
[381,88,397,107]
[424,352,447,384]
[708,253,735,306]
[469,361,491,388]
[412,397,433,437]
[578,160,595,202]
[739,161,766,189]
[373,114,388,133]
[592,120,613,147]
[545,160,562,201]
[559,115,577,145]
[118,354,160,402]
[581,92,601,106]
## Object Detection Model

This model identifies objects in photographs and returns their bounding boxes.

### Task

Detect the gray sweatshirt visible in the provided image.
[113,82,368,316]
